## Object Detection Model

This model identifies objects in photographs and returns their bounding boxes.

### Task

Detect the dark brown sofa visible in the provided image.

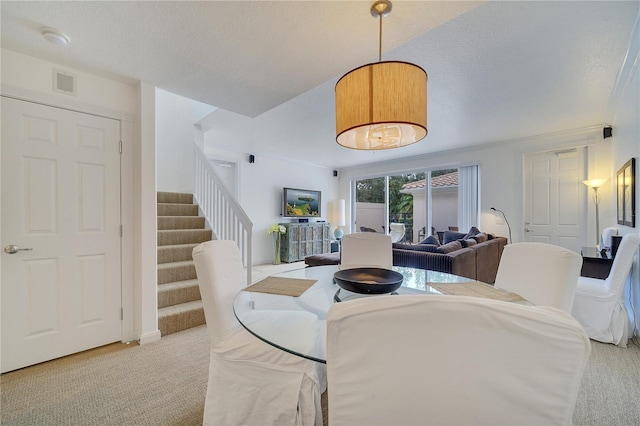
[392,235,507,284]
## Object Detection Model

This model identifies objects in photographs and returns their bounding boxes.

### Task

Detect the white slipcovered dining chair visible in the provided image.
[192,240,326,426]
[494,242,582,312]
[388,222,405,243]
[571,233,640,347]
[600,226,618,249]
[340,232,392,269]
[326,295,591,426]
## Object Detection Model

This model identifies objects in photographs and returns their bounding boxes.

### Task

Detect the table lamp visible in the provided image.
[333,199,346,239]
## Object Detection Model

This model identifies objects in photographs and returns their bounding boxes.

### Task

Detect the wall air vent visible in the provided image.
[53,69,76,96]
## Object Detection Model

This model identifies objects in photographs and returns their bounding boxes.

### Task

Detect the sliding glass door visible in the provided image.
[352,166,479,244]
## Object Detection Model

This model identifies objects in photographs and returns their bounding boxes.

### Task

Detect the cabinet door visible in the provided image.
[298,224,309,259]
[311,225,321,254]
[284,224,299,262]
[322,224,331,253]
[313,239,322,255]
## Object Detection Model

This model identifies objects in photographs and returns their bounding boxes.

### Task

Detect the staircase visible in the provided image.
[157,192,211,336]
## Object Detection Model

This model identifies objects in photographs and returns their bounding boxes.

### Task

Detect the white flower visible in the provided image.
[268,224,287,234]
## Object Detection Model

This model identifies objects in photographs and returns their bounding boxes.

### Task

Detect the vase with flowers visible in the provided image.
[268,224,287,265]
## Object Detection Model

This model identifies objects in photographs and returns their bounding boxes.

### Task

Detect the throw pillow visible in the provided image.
[419,235,441,246]
[464,226,481,239]
[437,240,463,254]
[472,232,489,243]
[443,230,467,244]
[460,238,477,248]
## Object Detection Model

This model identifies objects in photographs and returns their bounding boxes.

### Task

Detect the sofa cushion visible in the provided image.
[443,230,467,244]
[393,243,440,253]
[460,238,477,248]
[418,235,441,246]
[472,232,489,243]
[437,240,463,254]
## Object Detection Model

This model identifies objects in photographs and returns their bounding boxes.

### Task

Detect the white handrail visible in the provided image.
[194,144,253,284]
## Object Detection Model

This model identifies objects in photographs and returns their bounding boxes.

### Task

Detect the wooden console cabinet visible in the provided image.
[280,222,331,263]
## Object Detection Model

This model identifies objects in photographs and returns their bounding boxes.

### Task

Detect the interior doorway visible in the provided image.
[1,96,123,373]
[523,148,587,252]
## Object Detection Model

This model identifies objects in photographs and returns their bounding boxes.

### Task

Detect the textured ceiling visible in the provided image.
[1,0,481,117]
[2,1,639,169]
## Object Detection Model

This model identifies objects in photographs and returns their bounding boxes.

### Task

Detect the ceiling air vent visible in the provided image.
[53,69,76,96]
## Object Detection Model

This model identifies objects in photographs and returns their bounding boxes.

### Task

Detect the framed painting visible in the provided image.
[617,158,636,227]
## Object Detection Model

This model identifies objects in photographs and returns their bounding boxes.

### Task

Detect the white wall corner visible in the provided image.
[138,330,162,345]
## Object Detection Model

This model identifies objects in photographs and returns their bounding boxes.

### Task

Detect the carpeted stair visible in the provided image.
[157,192,211,336]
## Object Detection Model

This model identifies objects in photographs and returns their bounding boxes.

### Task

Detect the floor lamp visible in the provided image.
[582,179,607,247]
[490,207,512,244]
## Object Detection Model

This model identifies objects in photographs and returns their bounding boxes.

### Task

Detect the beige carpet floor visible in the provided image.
[1,328,209,425]
[1,325,639,425]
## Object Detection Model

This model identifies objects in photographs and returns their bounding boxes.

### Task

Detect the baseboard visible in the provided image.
[138,329,162,345]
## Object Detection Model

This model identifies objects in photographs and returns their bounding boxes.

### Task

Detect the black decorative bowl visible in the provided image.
[333,268,404,295]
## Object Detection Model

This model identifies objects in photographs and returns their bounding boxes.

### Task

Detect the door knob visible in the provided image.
[4,244,33,254]
[524,228,532,233]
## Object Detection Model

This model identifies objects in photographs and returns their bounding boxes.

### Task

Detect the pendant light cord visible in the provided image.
[378,12,383,62]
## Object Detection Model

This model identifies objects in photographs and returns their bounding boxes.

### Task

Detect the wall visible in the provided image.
[137,82,160,344]
[1,49,136,114]
[156,89,216,193]
[202,145,338,264]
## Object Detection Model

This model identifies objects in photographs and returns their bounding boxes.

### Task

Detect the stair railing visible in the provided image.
[194,144,253,284]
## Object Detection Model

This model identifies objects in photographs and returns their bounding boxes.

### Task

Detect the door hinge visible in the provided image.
[120,224,123,237]
[119,140,123,153]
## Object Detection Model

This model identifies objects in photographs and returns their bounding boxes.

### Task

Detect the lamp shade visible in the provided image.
[582,178,607,189]
[333,199,346,227]
[335,61,427,150]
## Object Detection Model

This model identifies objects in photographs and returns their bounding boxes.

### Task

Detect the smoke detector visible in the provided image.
[41,28,70,46]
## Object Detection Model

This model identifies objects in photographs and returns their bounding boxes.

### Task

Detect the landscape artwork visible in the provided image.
[284,188,321,217]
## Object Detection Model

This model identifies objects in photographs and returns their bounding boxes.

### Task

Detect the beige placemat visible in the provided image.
[428,281,526,303]
[245,276,318,297]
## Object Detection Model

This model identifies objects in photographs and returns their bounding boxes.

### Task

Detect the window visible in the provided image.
[352,166,479,243]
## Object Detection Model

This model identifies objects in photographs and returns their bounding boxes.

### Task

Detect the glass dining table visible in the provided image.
[233,265,528,363]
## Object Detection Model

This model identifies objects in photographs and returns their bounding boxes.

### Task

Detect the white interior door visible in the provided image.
[1,97,122,373]
[523,148,587,252]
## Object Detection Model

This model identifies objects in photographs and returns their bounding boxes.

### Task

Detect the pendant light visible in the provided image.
[335,0,427,150]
